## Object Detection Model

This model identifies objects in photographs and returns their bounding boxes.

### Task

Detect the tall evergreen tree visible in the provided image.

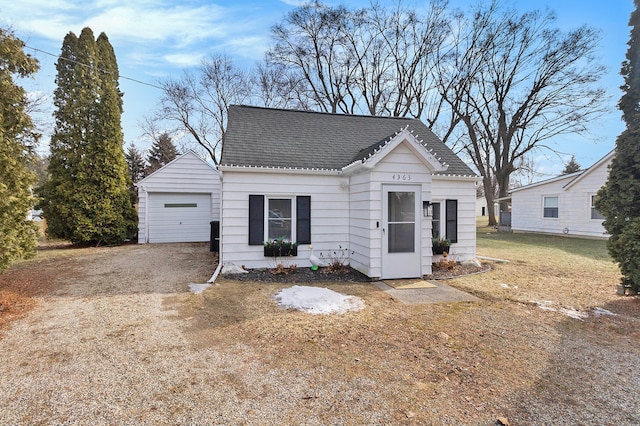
[0,28,40,272]
[43,28,136,245]
[561,155,581,175]
[126,143,146,184]
[146,132,178,174]
[596,0,640,293]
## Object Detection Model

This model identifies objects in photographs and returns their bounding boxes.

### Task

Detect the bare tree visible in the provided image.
[267,0,452,123]
[268,1,355,113]
[156,54,251,164]
[252,60,304,109]
[438,1,606,225]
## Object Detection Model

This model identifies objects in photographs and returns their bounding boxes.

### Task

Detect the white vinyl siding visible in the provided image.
[221,171,349,269]
[510,152,612,238]
[431,177,477,262]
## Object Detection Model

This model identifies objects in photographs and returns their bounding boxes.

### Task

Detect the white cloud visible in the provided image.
[163,52,204,68]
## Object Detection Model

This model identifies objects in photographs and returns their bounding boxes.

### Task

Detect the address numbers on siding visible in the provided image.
[392,174,412,181]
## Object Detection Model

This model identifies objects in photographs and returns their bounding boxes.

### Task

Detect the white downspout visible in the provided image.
[208,169,223,283]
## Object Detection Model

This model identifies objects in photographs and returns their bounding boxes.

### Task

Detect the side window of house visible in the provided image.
[590,195,605,220]
[543,196,559,218]
[431,202,441,238]
[248,195,311,245]
[432,200,457,242]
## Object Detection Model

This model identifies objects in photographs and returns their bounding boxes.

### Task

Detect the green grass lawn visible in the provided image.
[475,218,611,262]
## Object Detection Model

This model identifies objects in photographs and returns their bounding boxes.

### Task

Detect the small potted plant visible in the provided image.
[432,237,451,255]
[264,237,298,257]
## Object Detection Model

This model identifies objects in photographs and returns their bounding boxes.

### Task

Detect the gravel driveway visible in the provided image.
[1,243,639,425]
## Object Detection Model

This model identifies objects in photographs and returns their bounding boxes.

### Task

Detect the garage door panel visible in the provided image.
[148,193,211,243]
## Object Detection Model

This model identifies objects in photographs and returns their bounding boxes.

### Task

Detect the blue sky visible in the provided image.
[2,0,635,178]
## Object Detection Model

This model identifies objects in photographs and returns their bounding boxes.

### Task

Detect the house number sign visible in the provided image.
[392,174,412,181]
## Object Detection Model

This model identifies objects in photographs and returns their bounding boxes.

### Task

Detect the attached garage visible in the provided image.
[136,151,220,244]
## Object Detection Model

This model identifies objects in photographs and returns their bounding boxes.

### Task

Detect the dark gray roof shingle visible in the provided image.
[221,105,475,176]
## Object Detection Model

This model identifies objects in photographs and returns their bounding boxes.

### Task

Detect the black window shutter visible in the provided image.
[296,196,311,244]
[446,199,458,243]
[248,195,264,245]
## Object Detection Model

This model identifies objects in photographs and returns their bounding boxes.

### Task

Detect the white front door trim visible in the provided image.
[381,184,422,279]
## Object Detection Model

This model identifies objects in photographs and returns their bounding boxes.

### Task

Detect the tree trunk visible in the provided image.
[495,170,512,225]
[482,176,498,226]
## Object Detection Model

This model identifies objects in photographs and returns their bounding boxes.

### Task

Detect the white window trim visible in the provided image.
[589,193,605,221]
[265,196,296,242]
[431,200,444,238]
[542,195,559,219]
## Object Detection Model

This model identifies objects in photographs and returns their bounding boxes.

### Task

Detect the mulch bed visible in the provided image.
[223,262,490,283]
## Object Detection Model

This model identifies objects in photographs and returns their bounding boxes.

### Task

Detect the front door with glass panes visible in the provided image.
[381,185,421,279]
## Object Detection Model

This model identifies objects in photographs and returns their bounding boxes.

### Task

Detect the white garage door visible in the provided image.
[148,193,212,243]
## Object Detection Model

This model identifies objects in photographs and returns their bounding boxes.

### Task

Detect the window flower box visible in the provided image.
[432,237,451,255]
[264,239,298,257]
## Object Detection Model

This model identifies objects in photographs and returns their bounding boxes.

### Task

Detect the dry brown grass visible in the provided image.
[178,226,639,424]
[1,227,639,424]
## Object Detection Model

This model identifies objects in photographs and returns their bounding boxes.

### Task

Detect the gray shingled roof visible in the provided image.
[221,105,476,176]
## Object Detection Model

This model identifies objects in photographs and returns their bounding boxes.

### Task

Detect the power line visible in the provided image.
[25,45,164,90]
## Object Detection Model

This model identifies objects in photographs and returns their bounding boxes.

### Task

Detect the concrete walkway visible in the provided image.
[372,280,481,304]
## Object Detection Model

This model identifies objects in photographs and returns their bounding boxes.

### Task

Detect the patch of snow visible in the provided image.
[462,258,482,268]
[532,300,588,320]
[559,307,588,321]
[274,285,365,315]
[221,263,247,274]
[188,283,211,294]
[592,307,618,317]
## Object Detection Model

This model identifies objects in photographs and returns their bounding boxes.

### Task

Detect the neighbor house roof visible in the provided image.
[509,149,615,194]
[221,105,475,176]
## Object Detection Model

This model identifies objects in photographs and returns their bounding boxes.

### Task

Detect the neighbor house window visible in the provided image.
[248,195,311,245]
[591,195,605,220]
[543,196,559,218]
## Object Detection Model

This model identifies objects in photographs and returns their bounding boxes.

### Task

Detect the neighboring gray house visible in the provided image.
[136,151,220,243]
[218,105,479,280]
[509,150,614,239]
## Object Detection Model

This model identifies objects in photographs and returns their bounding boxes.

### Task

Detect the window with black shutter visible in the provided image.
[248,195,311,245]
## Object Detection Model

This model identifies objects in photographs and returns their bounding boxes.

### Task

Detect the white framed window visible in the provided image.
[429,200,458,242]
[543,196,559,218]
[267,197,294,241]
[431,201,442,239]
[590,194,605,220]
[249,195,311,246]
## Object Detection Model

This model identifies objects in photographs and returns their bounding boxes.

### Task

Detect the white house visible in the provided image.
[136,151,220,243]
[218,106,478,280]
[476,196,499,219]
[509,150,614,239]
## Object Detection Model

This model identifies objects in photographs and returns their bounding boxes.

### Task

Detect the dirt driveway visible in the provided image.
[0,243,639,425]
